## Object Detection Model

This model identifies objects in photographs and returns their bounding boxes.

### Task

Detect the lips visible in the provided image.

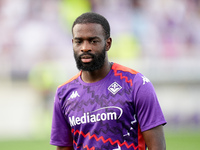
[81,55,93,63]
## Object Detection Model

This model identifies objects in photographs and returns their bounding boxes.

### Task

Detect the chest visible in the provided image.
[62,81,136,128]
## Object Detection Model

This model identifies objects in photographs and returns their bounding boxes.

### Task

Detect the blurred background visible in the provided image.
[0,0,200,149]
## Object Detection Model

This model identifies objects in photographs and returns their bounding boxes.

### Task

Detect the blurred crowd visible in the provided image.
[0,0,200,135]
[0,0,200,82]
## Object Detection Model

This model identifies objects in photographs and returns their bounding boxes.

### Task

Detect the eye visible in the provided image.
[91,40,98,44]
[75,40,82,44]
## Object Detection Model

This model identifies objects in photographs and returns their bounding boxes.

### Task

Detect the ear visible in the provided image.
[105,37,112,51]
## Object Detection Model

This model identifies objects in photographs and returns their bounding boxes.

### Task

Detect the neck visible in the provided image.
[81,61,112,83]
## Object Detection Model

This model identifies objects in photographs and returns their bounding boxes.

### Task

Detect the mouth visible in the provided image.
[81,55,93,63]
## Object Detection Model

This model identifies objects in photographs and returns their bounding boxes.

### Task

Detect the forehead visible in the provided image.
[72,23,105,38]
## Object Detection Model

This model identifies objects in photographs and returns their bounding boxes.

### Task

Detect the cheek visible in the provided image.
[73,49,78,57]
[73,51,79,60]
[72,44,77,50]
[73,45,80,54]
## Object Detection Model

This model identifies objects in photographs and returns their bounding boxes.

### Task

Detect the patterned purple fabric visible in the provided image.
[50,63,166,150]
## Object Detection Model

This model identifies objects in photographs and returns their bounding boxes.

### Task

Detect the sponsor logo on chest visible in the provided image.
[69,106,123,127]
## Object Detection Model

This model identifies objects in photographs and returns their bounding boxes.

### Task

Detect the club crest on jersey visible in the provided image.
[108,82,122,95]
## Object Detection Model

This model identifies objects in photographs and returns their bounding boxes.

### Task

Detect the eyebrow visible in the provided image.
[74,36,101,40]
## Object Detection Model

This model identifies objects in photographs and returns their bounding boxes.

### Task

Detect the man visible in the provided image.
[50,12,166,150]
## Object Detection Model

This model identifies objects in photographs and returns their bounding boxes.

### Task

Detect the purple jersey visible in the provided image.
[50,63,166,150]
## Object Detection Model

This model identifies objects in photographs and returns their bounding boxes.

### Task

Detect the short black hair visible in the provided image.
[72,12,110,39]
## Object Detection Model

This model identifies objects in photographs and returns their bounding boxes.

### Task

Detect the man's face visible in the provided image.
[72,23,108,71]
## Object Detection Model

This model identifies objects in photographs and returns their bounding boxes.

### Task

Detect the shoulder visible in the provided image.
[58,71,81,88]
[57,72,81,95]
[111,63,152,88]
[112,63,138,75]
[55,71,81,100]
[112,63,141,86]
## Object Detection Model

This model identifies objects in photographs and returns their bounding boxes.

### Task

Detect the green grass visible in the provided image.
[165,130,200,150]
[0,138,55,150]
[0,131,200,150]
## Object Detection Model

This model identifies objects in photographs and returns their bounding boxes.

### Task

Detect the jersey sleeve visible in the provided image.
[50,89,73,146]
[133,73,166,132]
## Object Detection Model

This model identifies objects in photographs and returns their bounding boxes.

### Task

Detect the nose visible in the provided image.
[81,41,91,52]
